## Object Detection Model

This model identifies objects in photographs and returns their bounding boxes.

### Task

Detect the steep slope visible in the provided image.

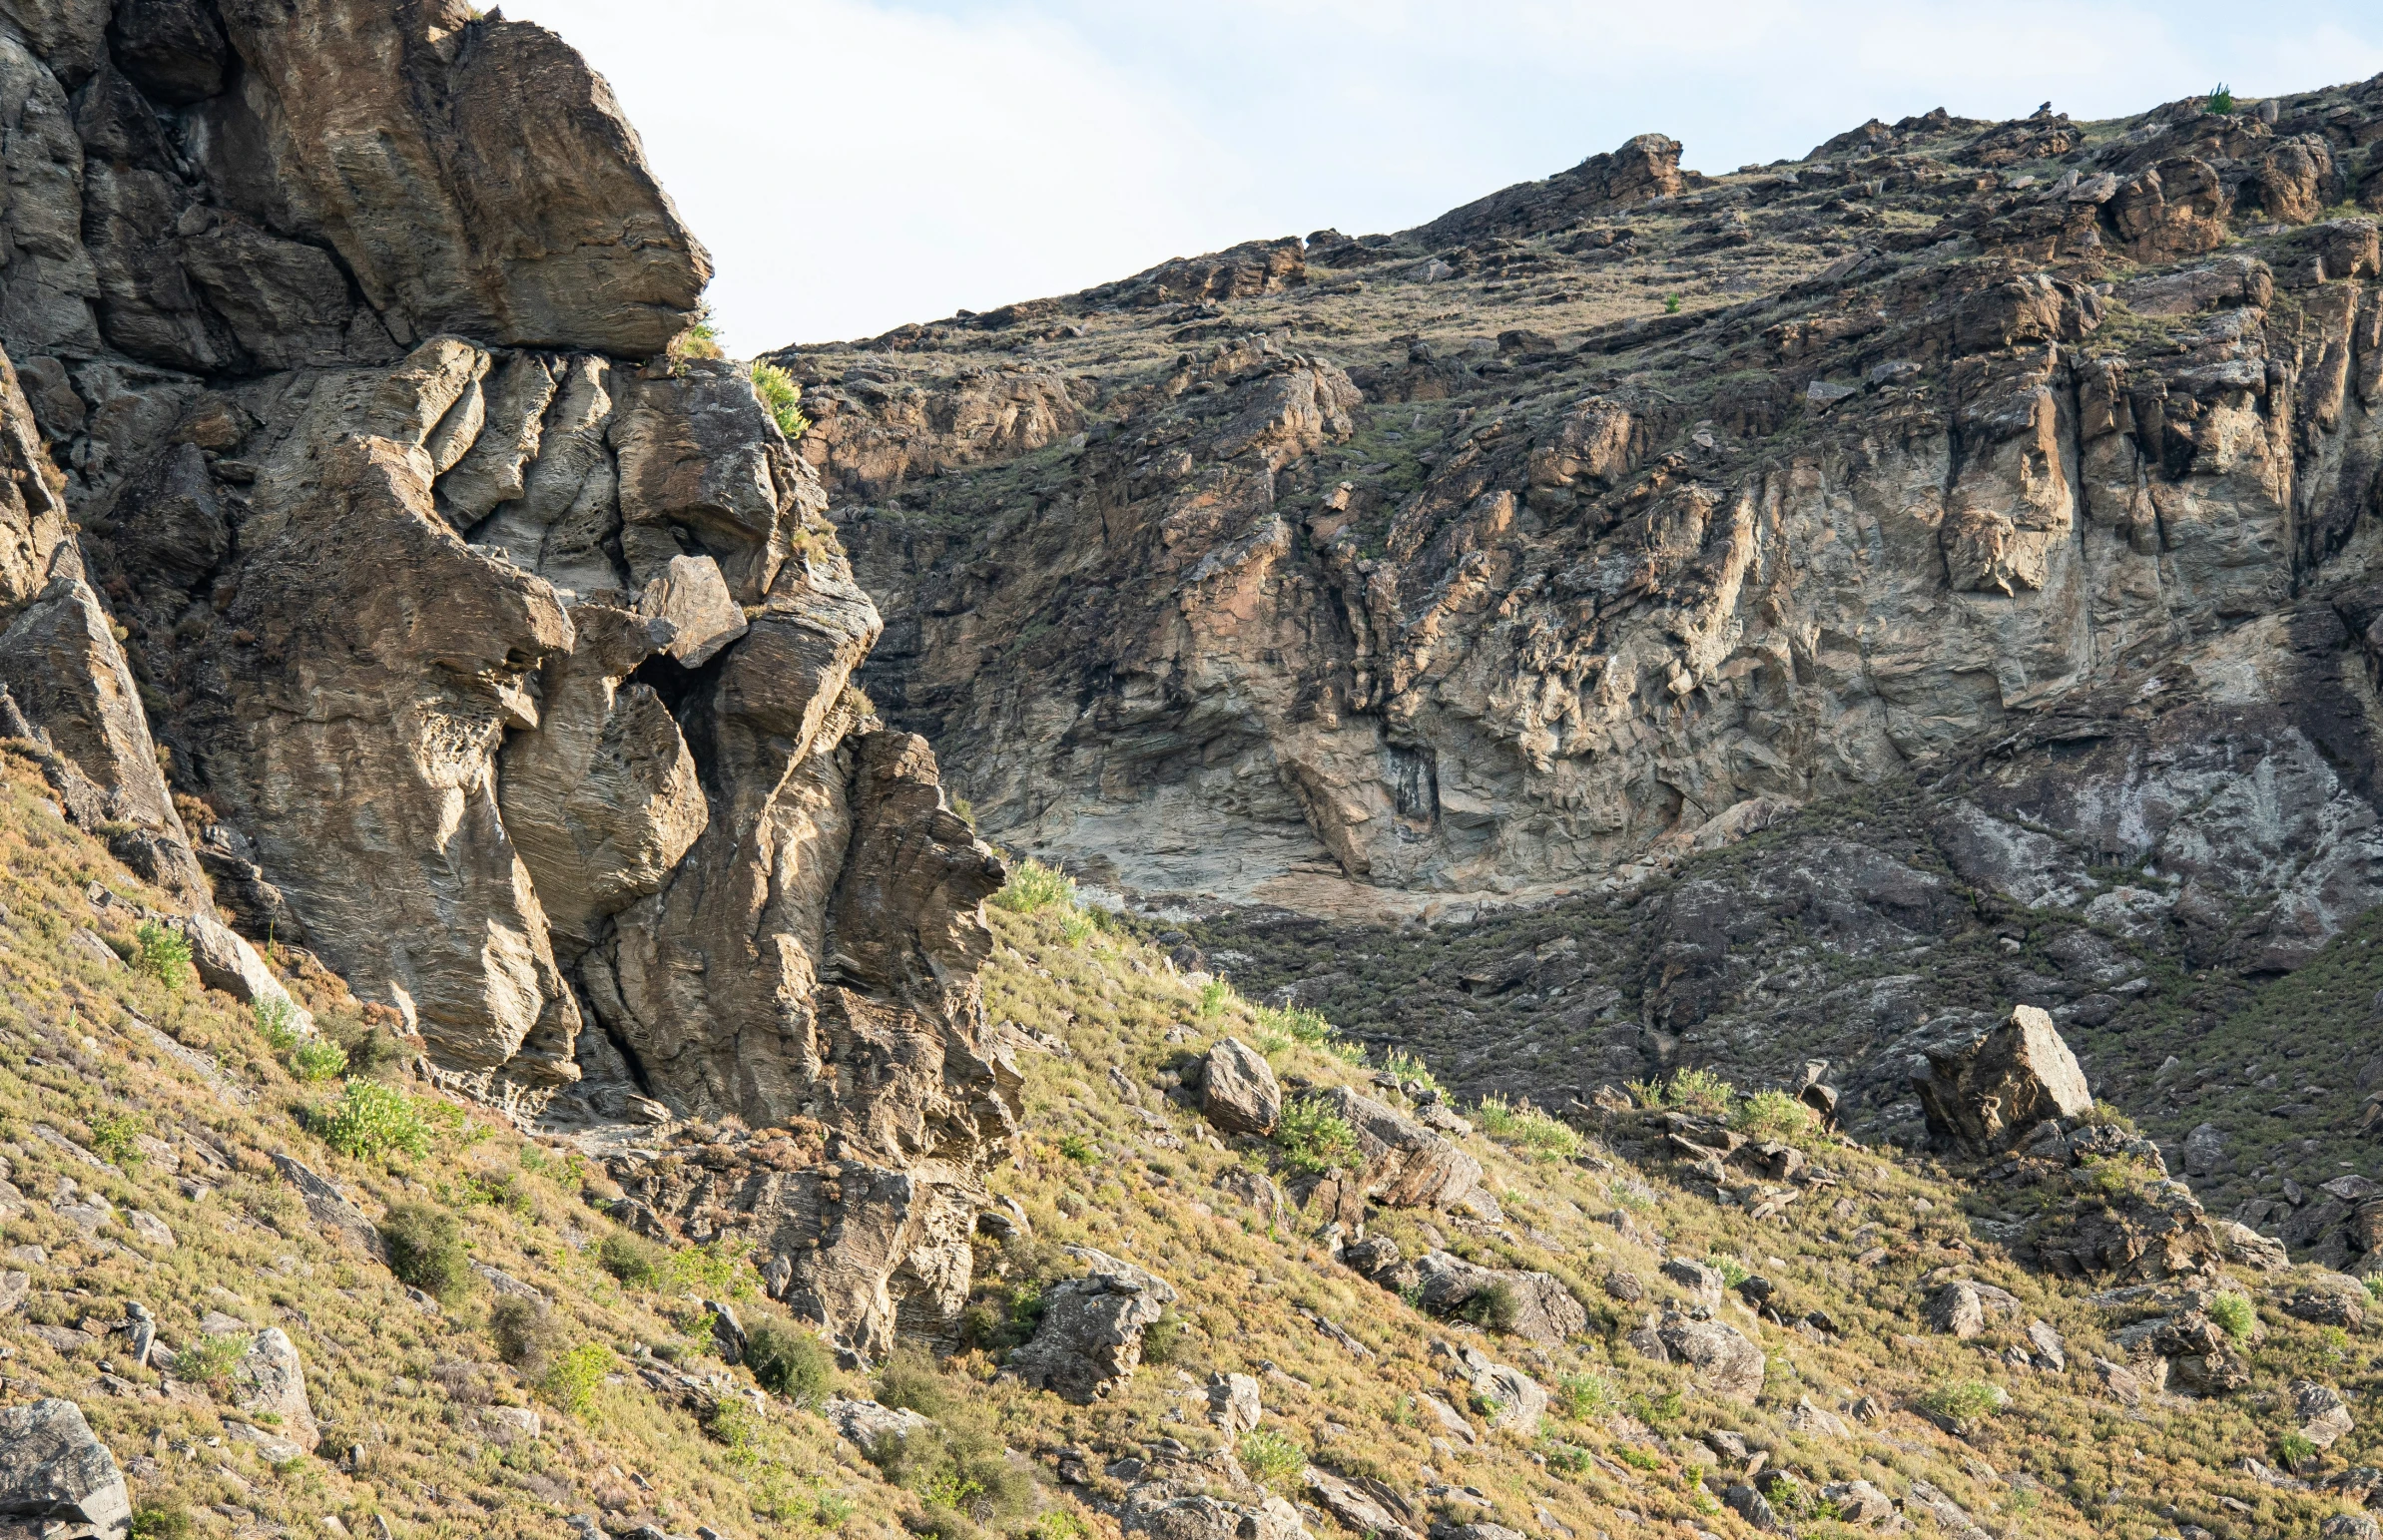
[0,0,1014,1356]
[8,798,2383,1540]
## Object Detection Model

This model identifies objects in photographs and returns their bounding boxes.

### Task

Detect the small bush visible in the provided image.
[1705,1256,1750,1288]
[663,1235,758,1299]
[254,997,300,1055]
[87,1111,144,1166]
[878,1346,954,1418]
[1659,1066,1734,1115]
[2278,1430,2319,1470]
[1274,1099,1362,1176]
[489,1295,566,1373]
[1540,1438,1590,1474]
[1553,1371,1614,1420]
[1198,979,1231,1018]
[380,1202,471,1301]
[2209,1290,2256,1340]
[1457,1280,1520,1334]
[172,1333,245,1386]
[749,361,810,438]
[1476,1095,1581,1160]
[538,1343,613,1418]
[2207,82,2235,116]
[747,1319,835,1406]
[1732,1089,1816,1143]
[324,1010,405,1079]
[1058,910,1096,946]
[1056,1134,1095,1165]
[1383,1049,1440,1096]
[1140,1309,1186,1365]
[1921,1378,2006,1430]
[867,1351,1037,1531]
[1236,1428,1304,1492]
[130,1507,195,1540]
[289,1036,348,1083]
[598,1229,667,1288]
[133,921,192,987]
[319,1079,432,1160]
[991,859,1076,915]
[1252,1002,1335,1047]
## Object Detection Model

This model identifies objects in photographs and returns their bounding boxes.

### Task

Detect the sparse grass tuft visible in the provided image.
[1236,1428,1304,1492]
[1477,1094,1581,1160]
[2208,1290,2255,1340]
[749,360,811,438]
[992,859,1078,915]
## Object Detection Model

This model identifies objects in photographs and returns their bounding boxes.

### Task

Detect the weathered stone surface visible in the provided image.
[1200,1036,1281,1136]
[1122,1494,1305,1540]
[1913,1005,2094,1151]
[1005,1248,1177,1403]
[231,1328,318,1454]
[822,1397,928,1449]
[2295,1377,2356,1448]
[0,1398,129,1540]
[1301,1468,1417,1540]
[1655,1311,1764,1401]
[1206,1372,1261,1438]
[2214,1221,2289,1274]
[270,1153,384,1261]
[1660,1258,1728,1306]
[1437,1339,1545,1433]
[1411,1250,1584,1343]
[636,553,749,667]
[1927,1282,1987,1338]
[1308,1086,1481,1208]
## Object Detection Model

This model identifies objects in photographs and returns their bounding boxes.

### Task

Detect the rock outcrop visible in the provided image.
[0,1399,131,1540]
[1200,1036,1282,1136]
[1308,1086,1481,1209]
[1004,1247,1177,1403]
[0,0,1013,1360]
[1913,1006,2094,1151]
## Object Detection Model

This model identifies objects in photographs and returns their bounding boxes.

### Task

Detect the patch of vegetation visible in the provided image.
[318,1077,433,1159]
[289,1035,348,1083]
[992,859,1078,915]
[1731,1089,1816,1143]
[749,361,811,438]
[1457,1279,1521,1333]
[170,1333,245,1387]
[1476,1094,1581,1160]
[598,1228,668,1288]
[1235,1427,1305,1492]
[2206,83,2235,116]
[87,1110,143,1166]
[746,1319,835,1406]
[489,1294,566,1373]
[1274,1098,1362,1175]
[2208,1290,2255,1341]
[537,1342,614,1418]
[132,920,191,987]
[380,1202,471,1301]
[1920,1378,2006,1431]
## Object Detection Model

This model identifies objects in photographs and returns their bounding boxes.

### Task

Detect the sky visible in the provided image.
[507,0,2383,353]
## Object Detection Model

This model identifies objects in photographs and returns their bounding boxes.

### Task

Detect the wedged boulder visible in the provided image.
[1206,1372,1260,1438]
[0,1398,131,1540]
[231,1328,318,1454]
[1307,1086,1481,1209]
[1819,1480,1896,1524]
[1912,1004,2094,1151]
[2295,1377,2355,1448]
[1927,1282,1987,1338]
[823,1397,929,1449]
[1660,1259,1727,1306]
[1411,1251,1584,1344]
[1004,1248,1177,1403]
[176,910,309,1029]
[2212,1220,2288,1274]
[636,553,749,667]
[1200,1037,1280,1136]
[1655,1312,1765,1402]
[1122,1494,1305,1540]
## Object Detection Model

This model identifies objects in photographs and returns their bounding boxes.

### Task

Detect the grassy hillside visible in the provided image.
[3,750,2381,1540]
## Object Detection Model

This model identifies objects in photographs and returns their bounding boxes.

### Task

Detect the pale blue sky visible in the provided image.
[509,0,2383,351]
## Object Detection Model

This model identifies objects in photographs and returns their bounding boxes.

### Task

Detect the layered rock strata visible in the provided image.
[0,0,1011,1354]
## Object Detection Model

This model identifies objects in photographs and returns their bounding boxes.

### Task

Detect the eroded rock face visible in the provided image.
[1309,1086,1481,1209]
[1006,1247,1178,1403]
[0,1,1013,1362]
[1200,1037,1282,1136]
[0,1398,131,1540]
[1913,1005,2094,1151]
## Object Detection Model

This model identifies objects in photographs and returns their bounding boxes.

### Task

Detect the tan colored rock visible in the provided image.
[1200,1036,1281,1136]
[637,553,749,666]
[1912,1005,2094,1151]
[1309,1085,1481,1209]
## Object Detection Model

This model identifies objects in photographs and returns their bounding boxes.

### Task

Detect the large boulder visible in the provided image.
[1655,1312,1765,1402]
[1004,1248,1177,1403]
[231,1328,318,1454]
[1301,1468,1418,1540]
[1912,1005,2094,1151]
[1411,1251,1585,1344]
[0,1398,131,1540]
[1307,1086,1481,1209]
[1436,1340,1545,1434]
[1122,1494,1305,1540]
[1200,1037,1281,1136]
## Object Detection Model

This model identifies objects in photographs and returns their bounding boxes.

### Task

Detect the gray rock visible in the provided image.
[1122,1493,1305,1540]
[1659,1259,1727,1306]
[2212,1220,2288,1274]
[231,1328,318,1454]
[822,1397,929,1449]
[1818,1479,1896,1523]
[1301,1467,1417,1540]
[1723,1484,1785,1533]
[0,1398,132,1540]
[2294,1377,2355,1448]
[1306,1086,1481,1209]
[1654,1312,1764,1402]
[2026,1318,2066,1371]
[1911,1004,2095,1150]
[636,553,750,667]
[2183,1121,2226,1176]
[1206,1372,1261,1438]
[1201,1037,1282,1136]
[1927,1282,1986,1338]
[1411,1251,1584,1343]
[1437,1340,1545,1434]
[270,1153,385,1261]
[1004,1248,1177,1403]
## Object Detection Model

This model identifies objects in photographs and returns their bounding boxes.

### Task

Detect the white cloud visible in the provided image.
[507,0,2383,350]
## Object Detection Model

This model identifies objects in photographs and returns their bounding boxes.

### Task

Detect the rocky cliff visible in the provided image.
[0,0,1010,1356]
[791,88,2383,949]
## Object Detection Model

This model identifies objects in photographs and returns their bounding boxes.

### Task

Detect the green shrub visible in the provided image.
[1275,1099,1361,1176]
[1732,1089,1816,1143]
[1457,1280,1520,1333]
[87,1111,144,1166]
[1056,1134,1095,1165]
[171,1333,245,1386]
[537,1343,613,1418]
[749,361,810,438]
[325,1010,404,1079]
[489,1294,566,1373]
[2278,1430,2319,1470]
[130,1507,194,1540]
[866,1351,1038,1530]
[1921,1378,2006,1431]
[1058,910,1096,946]
[1198,979,1231,1018]
[1476,1094,1581,1160]
[1236,1428,1304,1492]
[1656,1066,1734,1115]
[380,1202,471,1301]
[1553,1371,1614,1419]
[662,1235,758,1299]
[132,921,192,987]
[2209,1290,2256,1340]
[2207,83,2235,115]
[289,1036,348,1083]
[1140,1308,1186,1365]
[1539,1438,1590,1474]
[598,1229,666,1288]
[1383,1049,1440,1096]
[746,1319,835,1406]
[991,859,1076,915]
[1663,293,1682,314]
[319,1078,433,1160]
[1705,1256,1750,1288]
[254,997,300,1055]
[1252,1002,1335,1046]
